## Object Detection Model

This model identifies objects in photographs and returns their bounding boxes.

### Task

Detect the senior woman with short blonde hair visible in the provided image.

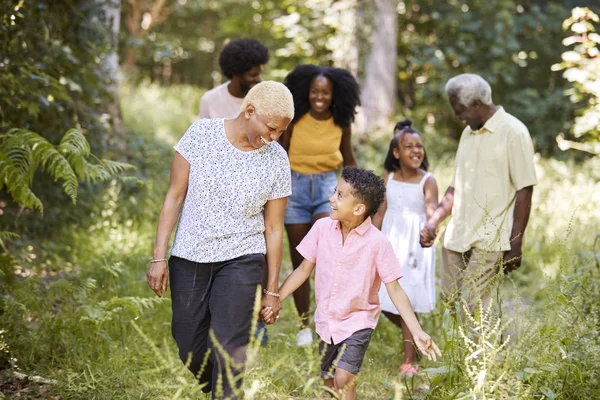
[147,81,294,399]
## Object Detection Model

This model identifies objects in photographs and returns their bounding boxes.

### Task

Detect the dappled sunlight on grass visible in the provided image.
[120,80,204,146]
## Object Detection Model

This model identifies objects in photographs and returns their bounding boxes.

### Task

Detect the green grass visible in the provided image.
[1,82,599,399]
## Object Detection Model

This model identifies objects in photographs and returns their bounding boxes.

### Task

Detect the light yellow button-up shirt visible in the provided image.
[444,107,537,253]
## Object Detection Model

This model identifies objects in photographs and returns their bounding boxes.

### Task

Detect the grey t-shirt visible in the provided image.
[171,118,292,263]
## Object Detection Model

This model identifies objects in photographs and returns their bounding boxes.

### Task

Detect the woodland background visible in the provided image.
[1,1,599,398]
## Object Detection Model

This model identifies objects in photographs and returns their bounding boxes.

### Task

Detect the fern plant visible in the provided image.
[0,128,133,214]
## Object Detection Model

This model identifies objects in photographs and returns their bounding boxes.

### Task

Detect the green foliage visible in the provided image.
[392,0,576,155]
[0,1,139,259]
[0,1,113,145]
[553,7,600,154]
[0,128,132,215]
[121,0,346,85]
[121,1,585,156]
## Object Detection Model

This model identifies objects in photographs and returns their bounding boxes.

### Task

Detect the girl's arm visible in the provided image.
[147,153,190,297]
[340,126,358,167]
[423,174,439,221]
[372,170,390,230]
[384,280,442,361]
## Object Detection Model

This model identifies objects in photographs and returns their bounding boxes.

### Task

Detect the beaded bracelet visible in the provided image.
[263,289,280,297]
[150,258,168,263]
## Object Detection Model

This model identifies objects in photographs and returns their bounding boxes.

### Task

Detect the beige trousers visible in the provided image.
[441,246,503,314]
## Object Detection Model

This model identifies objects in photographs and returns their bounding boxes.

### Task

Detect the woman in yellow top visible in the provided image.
[279,65,361,346]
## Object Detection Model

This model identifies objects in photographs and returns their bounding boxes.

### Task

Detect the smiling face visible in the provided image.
[244,105,290,149]
[329,178,365,221]
[308,75,333,116]
[393,131,425,170]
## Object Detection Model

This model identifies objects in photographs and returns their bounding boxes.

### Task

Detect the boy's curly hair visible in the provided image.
[341,167,386,217]
[283,64,360,128]
[219,38,269,78]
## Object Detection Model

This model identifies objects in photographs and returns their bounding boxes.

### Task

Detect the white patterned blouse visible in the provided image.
[170,118,292,263]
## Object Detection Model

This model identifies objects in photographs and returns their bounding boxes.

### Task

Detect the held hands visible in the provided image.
[413,330,442,362]
[261,293,281,325]
[147,260,169,297]
[420,221,438,248]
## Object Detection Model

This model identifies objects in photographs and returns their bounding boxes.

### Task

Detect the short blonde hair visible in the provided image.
[240,81,295,120]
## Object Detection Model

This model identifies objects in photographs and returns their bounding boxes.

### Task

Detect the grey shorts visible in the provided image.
[319,328,374,378]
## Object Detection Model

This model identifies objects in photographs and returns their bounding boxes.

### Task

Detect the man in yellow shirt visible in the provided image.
[421,73,537,313]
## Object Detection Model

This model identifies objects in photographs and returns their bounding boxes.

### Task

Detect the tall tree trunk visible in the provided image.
[328,0,359,76]
[99,0,127,157]
[356,0,398,134]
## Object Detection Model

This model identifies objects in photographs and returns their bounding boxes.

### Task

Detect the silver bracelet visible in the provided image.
[263,289,280,297]
[150,258,168,263]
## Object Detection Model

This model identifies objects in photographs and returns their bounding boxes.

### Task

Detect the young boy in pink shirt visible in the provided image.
[263,167,441,400]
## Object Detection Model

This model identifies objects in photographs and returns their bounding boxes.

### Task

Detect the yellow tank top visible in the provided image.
[289,113,344,174]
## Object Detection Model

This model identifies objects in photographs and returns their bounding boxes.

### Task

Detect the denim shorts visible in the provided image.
[284,170,338,224]
[319,328,374,378]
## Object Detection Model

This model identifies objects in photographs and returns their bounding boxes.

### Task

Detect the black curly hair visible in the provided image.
[383,118,429,172]
[219,38,269,78]
[341,167,386,217]
[283,64,360,128]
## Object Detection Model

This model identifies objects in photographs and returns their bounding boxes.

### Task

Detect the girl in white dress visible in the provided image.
[373,118,439,376]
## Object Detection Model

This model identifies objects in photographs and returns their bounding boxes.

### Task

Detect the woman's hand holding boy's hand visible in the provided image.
[413,330,442,362]
[261,306,276,324]
[261,295,281,324]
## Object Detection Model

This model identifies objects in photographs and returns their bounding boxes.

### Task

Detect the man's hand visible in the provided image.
[503,242,523,274]
[261,294,281,324]
[413,330,442,362]
[420,221,438,248]
[147,261,168,297]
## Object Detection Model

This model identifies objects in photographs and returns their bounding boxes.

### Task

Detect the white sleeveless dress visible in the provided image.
[378,172,436,314]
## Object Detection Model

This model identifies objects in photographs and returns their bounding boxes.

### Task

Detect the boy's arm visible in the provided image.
[384,280,442,361]
[262,258,316,323]
[280,259,316,301]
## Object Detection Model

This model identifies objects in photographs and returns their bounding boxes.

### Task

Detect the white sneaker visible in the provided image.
[296,327,313,346]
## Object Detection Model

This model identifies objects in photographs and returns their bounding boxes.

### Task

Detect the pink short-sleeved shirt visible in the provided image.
[297,217,402,344]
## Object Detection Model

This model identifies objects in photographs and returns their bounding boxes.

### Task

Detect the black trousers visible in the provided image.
[169,253,264,399]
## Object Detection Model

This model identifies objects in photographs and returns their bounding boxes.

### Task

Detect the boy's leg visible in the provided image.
[323,378,335,399]
[169,256,213,392]
[208,253,263,400]
[319,337,340,383]
[330,329,373,400]
[334,369,357,400]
